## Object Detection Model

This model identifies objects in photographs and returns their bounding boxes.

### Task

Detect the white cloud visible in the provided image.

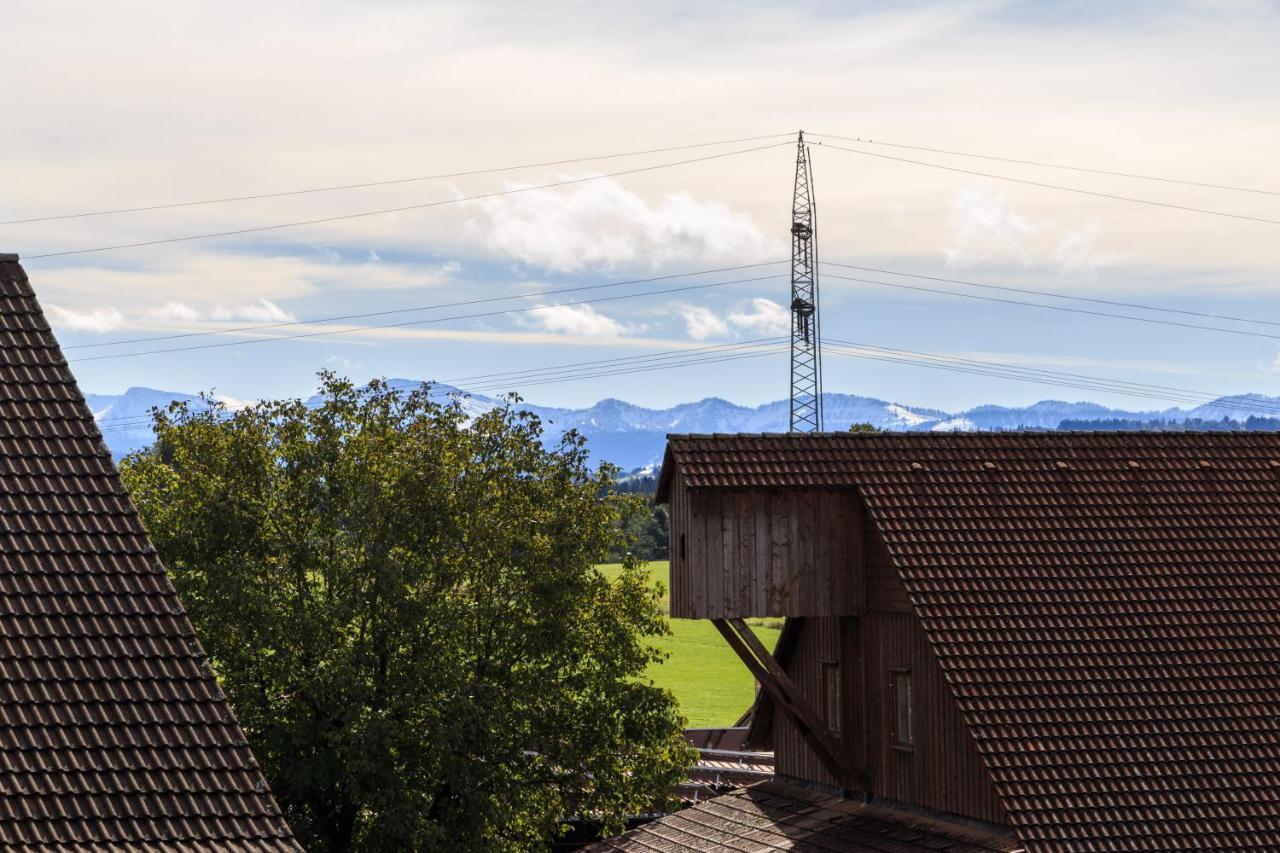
[143,298,296,324]
[945,182,1043,268]
[728,298,790,335]
[526,304,631,337]
[211,298,296,323]
[675,304,729,340]
[44,304,125,333]
[472,178,779,273]
[144,302,201,322]
[945,180,1123,277]
[351,258,461,290]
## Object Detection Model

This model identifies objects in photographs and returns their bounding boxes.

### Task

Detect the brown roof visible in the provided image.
[678,729,772,804]
[587,781,1022,852]
[659,432,1280,849]
[0,257,296,849]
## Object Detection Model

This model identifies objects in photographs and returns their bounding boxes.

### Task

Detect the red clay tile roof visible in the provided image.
[660,432,1280,850]
[0,257,297,849]
[586,781,1023,852]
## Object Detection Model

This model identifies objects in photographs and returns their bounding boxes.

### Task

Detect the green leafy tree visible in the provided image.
[121,374,692,852]
[605,503,669,563]
[848,422,881,433]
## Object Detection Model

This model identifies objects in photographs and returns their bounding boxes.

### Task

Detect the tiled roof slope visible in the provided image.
[586,781,1022,852]
[0,257,297,850]
[661,432,1280,850]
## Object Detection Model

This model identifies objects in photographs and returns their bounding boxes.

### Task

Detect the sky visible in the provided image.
[4,0,1280,415]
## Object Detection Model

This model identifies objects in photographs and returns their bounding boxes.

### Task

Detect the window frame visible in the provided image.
[890,667,913,751]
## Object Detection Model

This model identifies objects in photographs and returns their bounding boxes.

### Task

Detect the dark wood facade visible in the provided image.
[772,614,1006,825]
[669,486,857,618]
[664,471,1007,828]
[650,432,1280,848]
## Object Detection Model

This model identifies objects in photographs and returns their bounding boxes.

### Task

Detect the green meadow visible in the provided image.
[596,561,781,727]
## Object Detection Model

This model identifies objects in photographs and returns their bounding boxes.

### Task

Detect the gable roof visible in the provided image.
[659,432,1280,849]
[0,256,296,850]
[587,780,1022,852]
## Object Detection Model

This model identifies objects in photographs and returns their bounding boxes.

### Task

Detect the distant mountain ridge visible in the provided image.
[88,383,1280,470]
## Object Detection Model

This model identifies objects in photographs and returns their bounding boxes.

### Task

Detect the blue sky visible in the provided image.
[4,1,1280,414]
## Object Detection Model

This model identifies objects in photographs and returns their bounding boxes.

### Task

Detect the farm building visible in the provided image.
[0,256,296,849]
[591,431,1280,851]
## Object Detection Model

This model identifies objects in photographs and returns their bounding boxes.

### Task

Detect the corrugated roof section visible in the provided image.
[586,781,1022,851]
[0,257,297,849]
[661,432,1280,849]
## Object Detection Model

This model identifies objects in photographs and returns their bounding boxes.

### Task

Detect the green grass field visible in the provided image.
[596,561,781,727]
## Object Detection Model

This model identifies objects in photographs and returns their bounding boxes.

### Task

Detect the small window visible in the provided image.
[679,533,686,562]
[891,669,913,749]
[820,662,841,734]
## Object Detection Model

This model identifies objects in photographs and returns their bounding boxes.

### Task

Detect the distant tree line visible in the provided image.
[606,472,668,562]
[1058,416,1280,432]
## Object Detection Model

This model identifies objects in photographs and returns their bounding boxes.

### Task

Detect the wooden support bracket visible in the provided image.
[712,618,856,789]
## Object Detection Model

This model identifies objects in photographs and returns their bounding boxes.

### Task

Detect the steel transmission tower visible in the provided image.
[788,131,823,432]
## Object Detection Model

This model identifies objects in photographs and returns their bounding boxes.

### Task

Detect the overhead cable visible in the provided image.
[27,141,791,260]
[818,143,1280,227]
[821,271,1280,343]
[1,133,793,226]
[65,261,786,351]
[69,273,786,364]
[820,261,1280,328]
[808,133,1280,197]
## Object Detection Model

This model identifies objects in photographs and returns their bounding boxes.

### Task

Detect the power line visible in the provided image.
[824,338,1280,417]
[460,344,786,396]
[817,143,1280,228]
[443,337,785,388]
[95,337,789,432]
[69,273,786,364]
[26,141,791,260]
[807,133,1280,197]
[97,335,1280,437]
[2,133,794,227]
[64,261,785,350]
[821,261,1280,329]
[821,271,1280,343]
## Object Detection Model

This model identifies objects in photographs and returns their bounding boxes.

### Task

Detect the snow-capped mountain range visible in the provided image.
[86,383,1280,471]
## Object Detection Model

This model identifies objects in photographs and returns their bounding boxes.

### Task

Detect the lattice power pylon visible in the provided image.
[788,131,823,432]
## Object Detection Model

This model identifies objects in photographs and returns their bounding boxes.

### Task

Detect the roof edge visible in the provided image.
[654,443,677,504]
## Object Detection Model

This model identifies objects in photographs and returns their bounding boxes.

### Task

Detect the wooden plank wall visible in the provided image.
[769,520,1008,826]
[772,616,840,788]
[669,487,855,619]
[858,610,1007,824]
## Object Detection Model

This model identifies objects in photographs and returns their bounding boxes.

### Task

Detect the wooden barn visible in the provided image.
[591,431,1280,851]
[0,256,297,849]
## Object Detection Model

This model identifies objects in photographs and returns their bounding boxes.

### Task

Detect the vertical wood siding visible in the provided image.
[666,473,1008,826]
[773,616,840,788]
[669,487,856,619]
[772,612,1007,825]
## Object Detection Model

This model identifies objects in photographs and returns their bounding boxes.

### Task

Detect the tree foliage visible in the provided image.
[120,374,692,852]
[605,503,668,563]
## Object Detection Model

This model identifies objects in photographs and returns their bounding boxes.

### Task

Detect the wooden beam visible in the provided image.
[712,618,856,788]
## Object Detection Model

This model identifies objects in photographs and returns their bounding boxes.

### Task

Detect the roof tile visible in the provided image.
[661,432,1280,849]
[0,259,296,849]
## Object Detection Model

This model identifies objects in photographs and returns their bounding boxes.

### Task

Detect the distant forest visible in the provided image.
[607,473,668,562]
[1058,416,1280,431]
